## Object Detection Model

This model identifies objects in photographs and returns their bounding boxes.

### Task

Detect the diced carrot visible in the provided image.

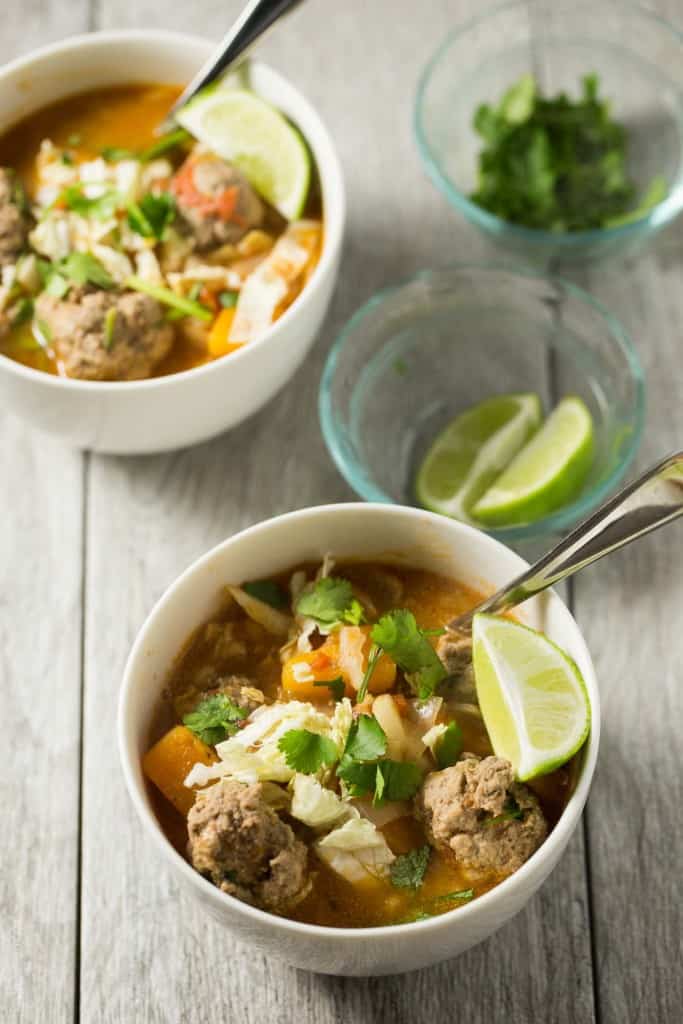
[281,637,354,700]
[208,308,241,357]
[142,725,217,816]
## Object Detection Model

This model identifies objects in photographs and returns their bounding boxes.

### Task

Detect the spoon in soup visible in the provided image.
[160,0,306,132]
[447,450,683,632]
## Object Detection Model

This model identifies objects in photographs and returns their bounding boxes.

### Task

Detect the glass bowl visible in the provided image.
[414,0,683,267]
[319,264,644,544]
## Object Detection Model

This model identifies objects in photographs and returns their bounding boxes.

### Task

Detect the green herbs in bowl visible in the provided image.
[414,0,683,266]
[471,73,666,233]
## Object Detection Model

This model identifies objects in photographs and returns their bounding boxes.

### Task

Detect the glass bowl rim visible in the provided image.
[318,261,646,543]
[414,0,683,246]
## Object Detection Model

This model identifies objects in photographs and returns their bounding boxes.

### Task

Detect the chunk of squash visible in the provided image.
[338,626,396,694]
[142,725,217,816]
[281,640,354,700]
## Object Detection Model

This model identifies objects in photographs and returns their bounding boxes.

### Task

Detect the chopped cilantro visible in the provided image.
[45,272,70,298]
[126,276,213,320]
[390,845,431,889]
[357,643,381,703]
[62,185,120,221]
[103,307,117,350]
[219,290,239,308]
[371,610,447,699]
[484,796,524,827]
[60,251,115,290]
[313,678,346,702]
[127,192,176,241]
[278,729,338,774]
[344,714,387,761]
[10,297,34,327]
[140,128,191,162]
[182,693,248,746]
[296,576,365,627]
[374,759,422,803]
[434,721,463,769]
[101,145,136,161]
[61,152,74,166]
[243,579,288,609]
[470,72,664,231]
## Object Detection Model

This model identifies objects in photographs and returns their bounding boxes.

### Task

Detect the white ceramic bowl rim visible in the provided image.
[0,29,345,392]
[118,502,600,941]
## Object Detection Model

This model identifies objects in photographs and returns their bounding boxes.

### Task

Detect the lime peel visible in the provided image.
[473,613,590,781]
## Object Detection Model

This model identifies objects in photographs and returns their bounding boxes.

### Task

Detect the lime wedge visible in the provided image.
[177,87,311,220]
[415,394,542,521]
[472,614,590,780]
[472,396,594,527]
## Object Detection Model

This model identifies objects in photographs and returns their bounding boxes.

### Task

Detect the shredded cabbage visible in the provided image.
[315,817,395,883]
[290,774,351,829]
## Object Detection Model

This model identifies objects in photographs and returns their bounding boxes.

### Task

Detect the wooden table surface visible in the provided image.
[2,1,681,1021]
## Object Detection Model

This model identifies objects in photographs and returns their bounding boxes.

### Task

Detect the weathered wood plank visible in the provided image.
[79,2,594,1022]
[0,5,88,1022]
[577,239,683,1024]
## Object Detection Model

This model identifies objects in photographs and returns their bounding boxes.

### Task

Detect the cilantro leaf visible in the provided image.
[278,729,338,774]
[357,643,381,703]
[219,289,239,308]
[371,610,447,699]
[344,714,387,761]
[390,845,431,889]
[140,128,191,162]
[313,677,345,702]
[243,579,288,609]
[470,72,661,231]
[127,192,176,241]
[375,759,422,803]
[10,297,34,327]
[60,251,115,289]
[296,577,365,627]
[435,721,463,769]
[336,757,377,796]
[483,796,524,827]
[62,185,120,220]
[183,693,248,746]
[101,145,136,161]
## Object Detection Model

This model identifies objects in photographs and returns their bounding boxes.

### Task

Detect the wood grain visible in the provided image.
[0,6,89,1023]
[76,2,594,1023]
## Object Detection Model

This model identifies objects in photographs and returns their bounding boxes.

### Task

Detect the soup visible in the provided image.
[0,84,322,380]
[143,560,577,928]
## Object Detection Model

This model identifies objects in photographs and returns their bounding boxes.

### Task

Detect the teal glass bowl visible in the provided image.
[414,0,683,267]
[319,264,645,544]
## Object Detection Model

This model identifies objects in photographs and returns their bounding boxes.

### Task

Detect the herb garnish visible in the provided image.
[278,729,338,774]
[402,889,475,922]
[370,610,447,699]
[126,276,213,321]
[103,307,117,350]
[140,128,191,163]
[336,715,422,805]
[296,577,365,628]
[357,644,381,703]
[219,290,239,308]
[127,193,176,241]
[470,72,665,231]
[434,720,463,769]
[390,845,431,889]
[313,678,346,702]
[101,145,136,162]
[10,297,34,327]
[483,796,524,828]
[61,251,115,289]
[243,579,288,609]
[62,185,120,221]
[183,693,248,746]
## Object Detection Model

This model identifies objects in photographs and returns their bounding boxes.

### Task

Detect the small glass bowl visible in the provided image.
[414,0,683,267]
[319,264,644,544]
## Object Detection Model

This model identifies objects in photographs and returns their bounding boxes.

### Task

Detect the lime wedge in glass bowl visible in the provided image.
[177,87,311,220]
[415,393,542,521]
[472,396,594,527]
[473,613,591,780]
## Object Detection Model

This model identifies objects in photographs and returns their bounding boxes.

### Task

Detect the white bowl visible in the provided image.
[119,503,600,976]
[0,32,345,453]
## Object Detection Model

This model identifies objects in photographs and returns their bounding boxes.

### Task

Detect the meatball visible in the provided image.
[437,629,476,702]
[0,168,29,268]
[416,755,547,876]
[187,779,310,913]
[172,154,264,251]
[36,289,173,380]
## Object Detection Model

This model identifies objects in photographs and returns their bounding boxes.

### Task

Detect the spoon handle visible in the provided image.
[166,0,306,124]
[448,451,683,630]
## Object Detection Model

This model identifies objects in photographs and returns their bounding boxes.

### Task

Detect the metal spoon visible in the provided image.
[161,0,306,131]
[447,450,683,632]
